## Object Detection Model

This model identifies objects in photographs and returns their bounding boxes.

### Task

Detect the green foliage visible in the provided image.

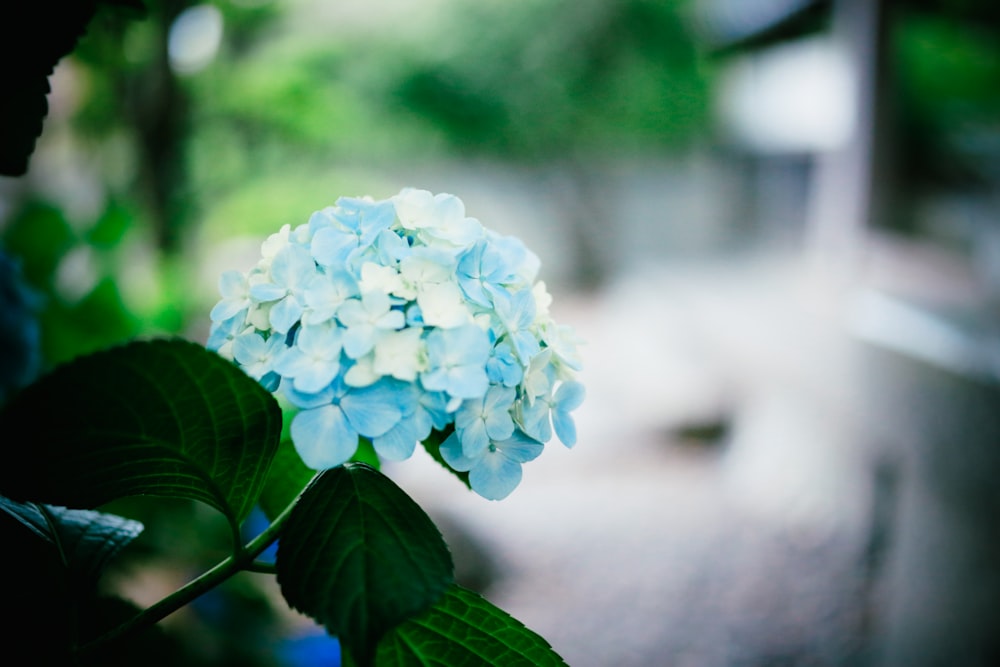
[277,463,455,666]
[389,0,710,158]
[0,198,176,368]
[378,584,569,666]
[895,9,1000,189]
[0,338,282,543]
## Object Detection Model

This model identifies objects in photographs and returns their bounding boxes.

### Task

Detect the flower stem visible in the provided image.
[75,497,299,658]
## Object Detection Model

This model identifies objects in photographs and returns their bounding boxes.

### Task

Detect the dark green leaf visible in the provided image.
[276,463,454,667]
[0,495,142,586]
[377,584,568,666]
[0,338,282,541]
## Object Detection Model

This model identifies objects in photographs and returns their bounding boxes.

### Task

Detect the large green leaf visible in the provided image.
[0,495,142,586]
[0,338,282,540]
[377,585,569,666]
[276,463,454,667]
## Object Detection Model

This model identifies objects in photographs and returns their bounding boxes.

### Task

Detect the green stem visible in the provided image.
[245,560,279,574]
[75,497,299,658]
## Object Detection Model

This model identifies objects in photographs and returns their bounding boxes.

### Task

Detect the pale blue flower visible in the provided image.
[250,244,315,334]
[373,416,420,461]
[415,281,472,328]
[536,319,584,373]
[455,240,512,307]
[273,323,344,394]
[210,270,251,323]
[207,187,583,498]
[486,337,523,388]
[337,291,405,358]
[486,229,540,286]
[392,188,482,247]
[232,330,286,381]
[301,269,358,326]
[311,197,395,271]
[357,262,405,302]
[416,389,452,434]
[492,288,540,364]
[372,327,426,382]
[373,227,411,267]
[286,377,404,469]
[551,380,585,446]
[310,227,357,271]
[206,312,246,360]
[454,385,517,458]
[370,380,421,461]
[518,379,585,447]
[260,224,293,261]
[421,324,490,399]
[440,430,544,500]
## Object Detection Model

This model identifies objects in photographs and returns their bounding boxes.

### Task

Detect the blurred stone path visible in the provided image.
[386,249,1000,667]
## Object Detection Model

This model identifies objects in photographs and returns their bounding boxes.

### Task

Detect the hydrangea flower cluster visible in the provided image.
[207,188,583,500]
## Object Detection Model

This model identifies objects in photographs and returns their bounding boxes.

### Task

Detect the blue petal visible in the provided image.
[552,381,584,447]
[291,405,358,469]
[341,383,404,437]
[281,378,340,409]
[555,380,586,411]
[444,365,490,400]
[373,416,419,461]
[439,431,477,472]
[469,451,523,500]
[311,226,354,267]
[456,416,490,459]
[270,297,304,334]
[250,283,287,302]
[517,398,552,443]
[552,409,577,447]
[210,299,246,323]
[497,430,545,463]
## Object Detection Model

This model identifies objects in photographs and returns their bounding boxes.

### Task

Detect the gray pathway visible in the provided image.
[387,249,1000,667]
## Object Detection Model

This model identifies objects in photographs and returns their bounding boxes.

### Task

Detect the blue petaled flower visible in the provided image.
[207,188,584,500]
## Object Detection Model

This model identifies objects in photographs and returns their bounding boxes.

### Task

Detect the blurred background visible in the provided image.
[2,0,999,665]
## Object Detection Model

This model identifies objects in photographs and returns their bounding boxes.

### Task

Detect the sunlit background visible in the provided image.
[2,0,1000,665]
